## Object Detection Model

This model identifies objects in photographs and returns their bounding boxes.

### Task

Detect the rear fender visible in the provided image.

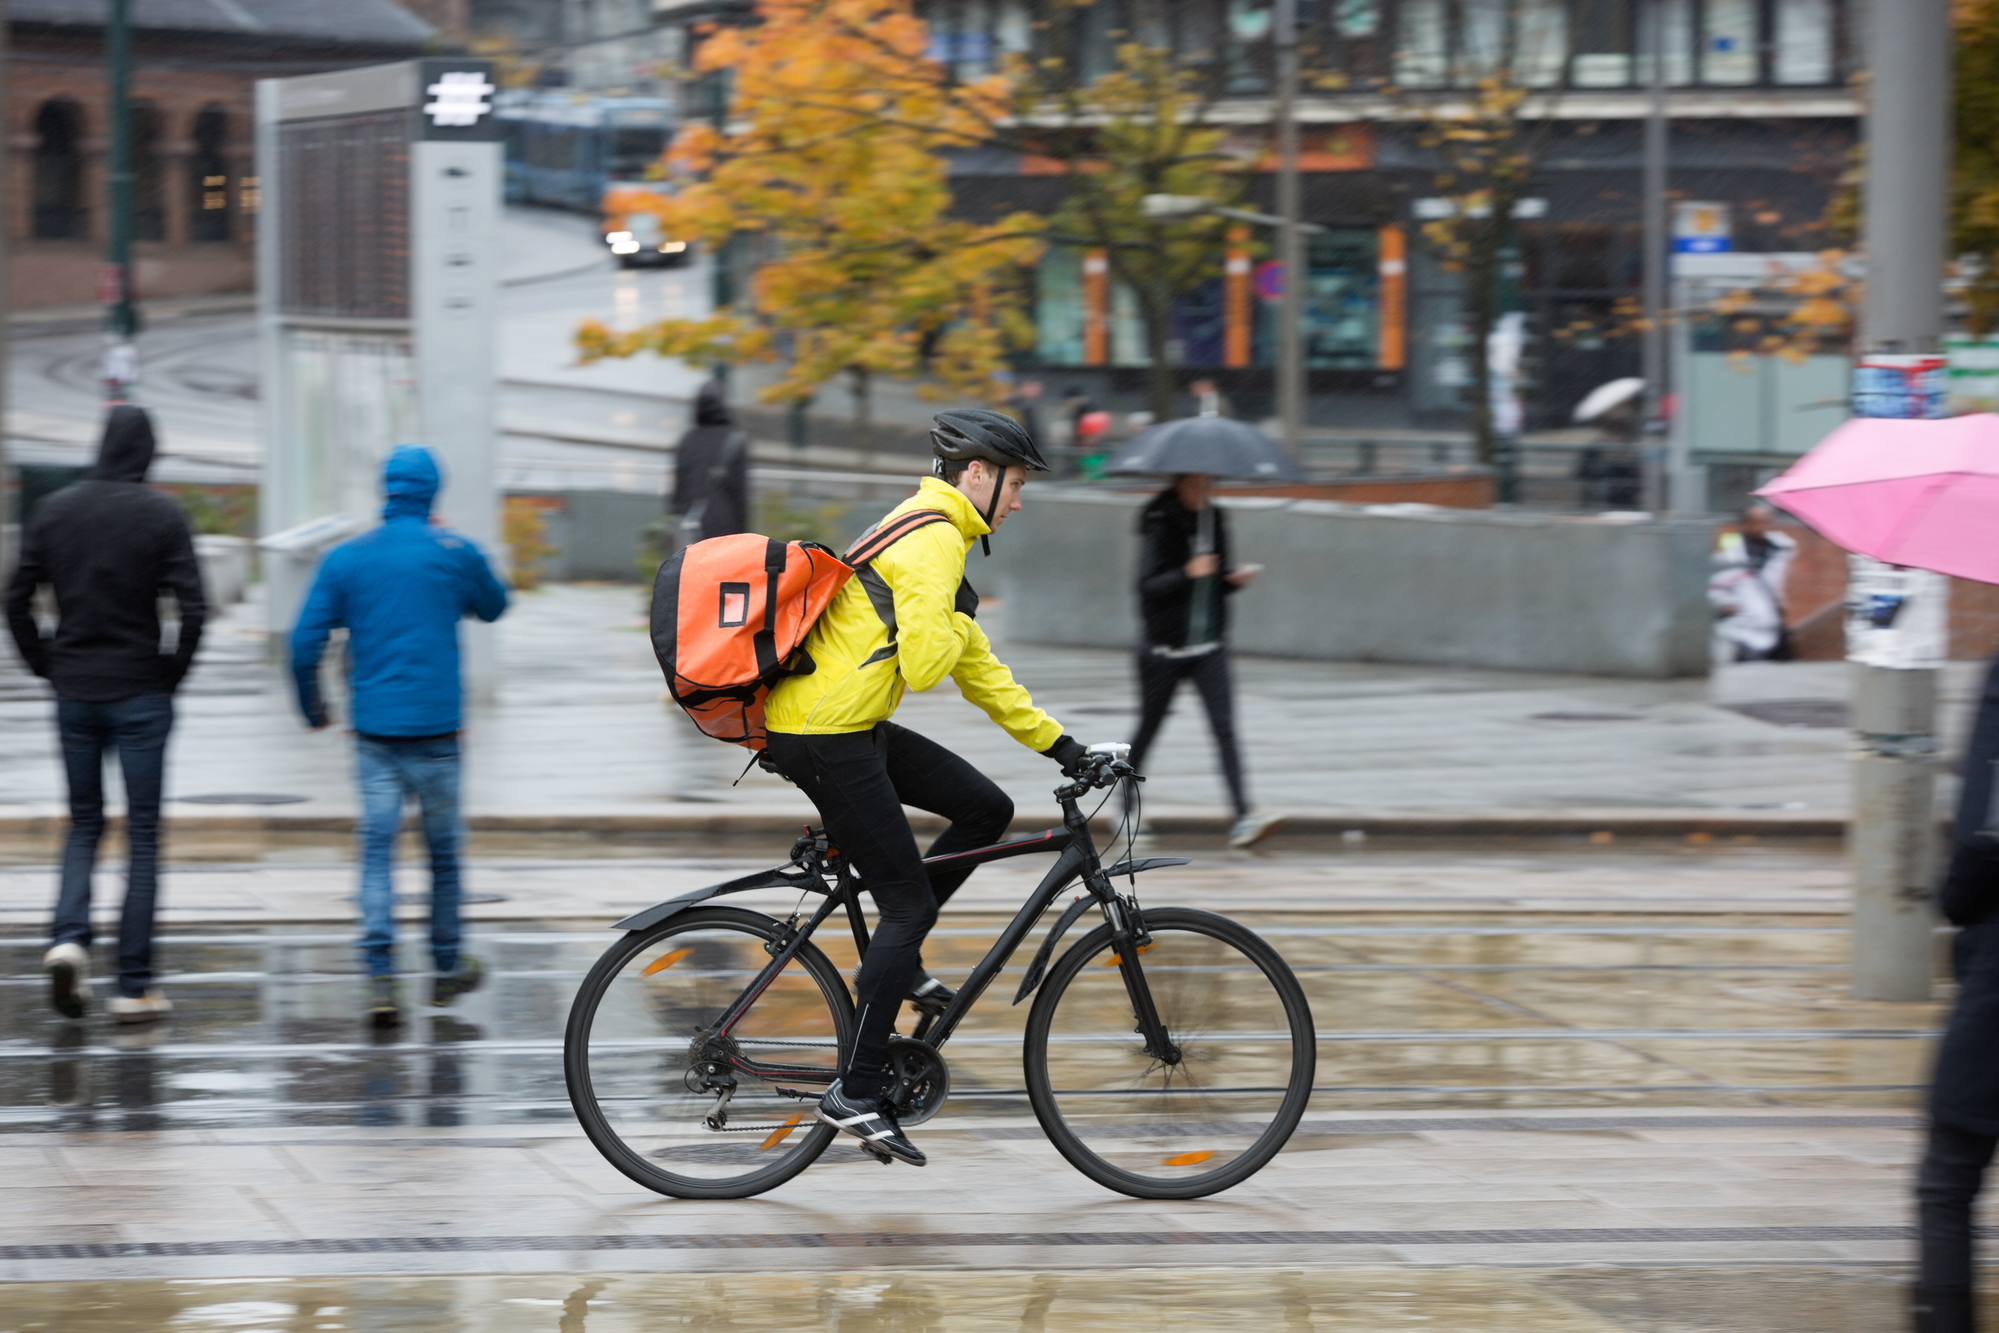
[611,866,827,933]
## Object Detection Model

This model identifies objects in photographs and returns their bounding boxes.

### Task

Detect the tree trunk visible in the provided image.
[1142,287,1176,425]
[848,364,872,463]
[1464,220,1499,468]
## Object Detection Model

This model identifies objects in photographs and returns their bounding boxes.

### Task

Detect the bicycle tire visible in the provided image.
[1023,906,1315,1200]
[564,905,852,1199]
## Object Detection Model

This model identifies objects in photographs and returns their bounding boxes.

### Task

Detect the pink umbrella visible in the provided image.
[1756,413,1999,585]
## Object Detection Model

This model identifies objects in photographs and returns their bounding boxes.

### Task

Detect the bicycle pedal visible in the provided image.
[859,1142,895,1166]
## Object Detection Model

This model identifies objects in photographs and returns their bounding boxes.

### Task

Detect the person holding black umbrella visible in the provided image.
[1129,472,1277,849]
[1106,415,1299,849]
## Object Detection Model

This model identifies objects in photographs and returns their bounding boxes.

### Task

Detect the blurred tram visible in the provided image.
[497,90,674,214]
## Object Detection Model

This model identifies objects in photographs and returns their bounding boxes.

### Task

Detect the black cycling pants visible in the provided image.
[764,722,1012,1093]
[1916,1117,1997,1324]
[1129,646,1247,818]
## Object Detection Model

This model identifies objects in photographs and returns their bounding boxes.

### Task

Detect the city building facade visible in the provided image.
[7,0,438,310]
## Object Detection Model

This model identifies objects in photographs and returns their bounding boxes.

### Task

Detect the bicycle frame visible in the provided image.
[633,780,1187,1088]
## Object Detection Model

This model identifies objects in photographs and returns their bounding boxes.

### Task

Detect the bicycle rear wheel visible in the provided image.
[564,906,851,1199]
[1023,906,1314,1199]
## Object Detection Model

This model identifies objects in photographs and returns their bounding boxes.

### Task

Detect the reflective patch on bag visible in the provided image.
[719,582,750,628]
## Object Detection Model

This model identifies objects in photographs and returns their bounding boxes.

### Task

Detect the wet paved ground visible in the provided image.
[0,837,1957,1330]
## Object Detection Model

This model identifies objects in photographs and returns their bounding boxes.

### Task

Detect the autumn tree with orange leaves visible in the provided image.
[575,0,1041,444]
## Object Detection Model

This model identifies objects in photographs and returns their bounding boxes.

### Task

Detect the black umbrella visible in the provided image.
[1102,416,1307,481]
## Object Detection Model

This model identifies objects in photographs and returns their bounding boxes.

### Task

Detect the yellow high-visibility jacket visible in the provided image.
[766,476,1064,752]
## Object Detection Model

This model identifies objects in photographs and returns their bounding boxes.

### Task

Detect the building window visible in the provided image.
[32,99,86,240]
[1570,0,1634,87]
[1035,248,1086,366]
[1774,0,1833,84]
[190,106,231,242]
[1395,0,1449,87]
[132,102,165,242]
[1701,0,1759,84]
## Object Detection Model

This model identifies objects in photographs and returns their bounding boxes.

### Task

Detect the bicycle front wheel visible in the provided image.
[564,906,851,1199]
[1024,906,1315,1199]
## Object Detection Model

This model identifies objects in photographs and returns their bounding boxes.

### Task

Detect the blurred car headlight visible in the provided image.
[611,240,641,254]
[606,230,633,243]
[659,241,687,253]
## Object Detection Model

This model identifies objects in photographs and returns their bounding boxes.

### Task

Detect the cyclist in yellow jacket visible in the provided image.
[765,409,1088,1167]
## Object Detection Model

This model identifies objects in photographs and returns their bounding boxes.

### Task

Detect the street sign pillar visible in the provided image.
[1849,0,1951,1002]
[256,59,503,702]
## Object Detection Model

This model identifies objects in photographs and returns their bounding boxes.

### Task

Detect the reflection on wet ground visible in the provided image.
[0,912,1940,1132]
[0,1267,1937,1332]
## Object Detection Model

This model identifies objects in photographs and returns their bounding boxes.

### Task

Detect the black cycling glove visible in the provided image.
[1044,734,1089,776]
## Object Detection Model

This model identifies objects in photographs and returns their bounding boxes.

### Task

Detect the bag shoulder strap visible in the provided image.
[842,509,956,665]
[843,508,953,568]
[709,429,747,487]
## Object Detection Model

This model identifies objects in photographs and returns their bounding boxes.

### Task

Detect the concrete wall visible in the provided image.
[533,490,663,582]
[986,488,1715,678]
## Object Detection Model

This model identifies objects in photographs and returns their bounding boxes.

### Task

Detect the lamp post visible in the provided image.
[1641,0,1668,514]
[1273,0,1303,456]
[103,0,138,401]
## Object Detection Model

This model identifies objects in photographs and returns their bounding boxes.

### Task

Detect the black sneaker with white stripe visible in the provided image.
[907,974,955,1017]
[815,1078,926,1166]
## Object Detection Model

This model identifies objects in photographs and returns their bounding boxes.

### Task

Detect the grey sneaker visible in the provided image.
[44,942,89,1019]
[431,956,484,1008]
[815,1078,925,1166]
[1228,812,1283,849]
[105,990,173,1025]
[368,975,401,1030]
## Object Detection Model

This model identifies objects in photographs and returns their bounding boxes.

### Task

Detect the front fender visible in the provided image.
[610,866,826,932]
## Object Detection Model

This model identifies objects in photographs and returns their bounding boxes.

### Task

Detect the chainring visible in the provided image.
[881,1035,951,1126]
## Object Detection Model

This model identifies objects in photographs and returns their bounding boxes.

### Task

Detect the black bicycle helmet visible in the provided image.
[930,408,1050,475]
[930,408,1047,555]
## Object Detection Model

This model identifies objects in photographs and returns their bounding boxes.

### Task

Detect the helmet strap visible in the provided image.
[978,461,1002,557]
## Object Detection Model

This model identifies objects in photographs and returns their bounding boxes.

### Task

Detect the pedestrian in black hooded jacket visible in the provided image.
[4,405,205,1024]
[671,379,749,542]
[1914,654,1999,1333]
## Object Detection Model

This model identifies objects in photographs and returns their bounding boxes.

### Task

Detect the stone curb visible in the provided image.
[0,808,1849,840]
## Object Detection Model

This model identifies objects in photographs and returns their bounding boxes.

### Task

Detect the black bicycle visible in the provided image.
[563,745,1315,1201]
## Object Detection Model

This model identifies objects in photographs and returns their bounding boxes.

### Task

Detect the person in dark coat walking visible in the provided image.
[670,379,749,543]
[4,405,206,1024]
[1915,656,1999,1332]
[1128,474,1276,849]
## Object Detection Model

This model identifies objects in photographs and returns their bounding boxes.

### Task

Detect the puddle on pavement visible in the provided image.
[0,1267,1919,1332]
[0,829,1851,866]
[0,913,1938,1132]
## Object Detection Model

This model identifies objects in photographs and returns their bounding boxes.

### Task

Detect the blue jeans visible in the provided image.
[355,734,464,978]
[50,693,174,998]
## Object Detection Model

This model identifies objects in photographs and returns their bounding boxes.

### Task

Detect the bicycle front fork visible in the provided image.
[1097,887,1179,1065]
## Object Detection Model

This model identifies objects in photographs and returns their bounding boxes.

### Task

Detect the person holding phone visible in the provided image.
[1129,472,1277,849]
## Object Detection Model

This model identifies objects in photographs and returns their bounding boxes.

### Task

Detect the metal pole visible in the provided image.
[0,0,11,590]
[103,0,137,400]
[1850,0,1951,1002]
[1641,0,1668,513]
[1273,0,1303,455]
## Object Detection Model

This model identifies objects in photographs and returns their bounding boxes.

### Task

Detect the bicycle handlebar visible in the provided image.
[1056,741,1139,799]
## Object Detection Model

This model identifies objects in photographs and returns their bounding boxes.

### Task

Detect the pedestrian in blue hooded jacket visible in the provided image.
[290,446,508,1028]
